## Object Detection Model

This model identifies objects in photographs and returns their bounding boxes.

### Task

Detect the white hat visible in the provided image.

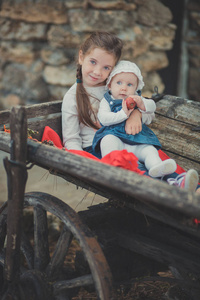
[107,60,144,91]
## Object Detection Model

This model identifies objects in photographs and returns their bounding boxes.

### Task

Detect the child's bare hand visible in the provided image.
[125,109,142,135]
[122,99,134,117]
[128,95,145,111]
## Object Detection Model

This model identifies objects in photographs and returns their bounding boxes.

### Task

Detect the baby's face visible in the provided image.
[109,72,138,99]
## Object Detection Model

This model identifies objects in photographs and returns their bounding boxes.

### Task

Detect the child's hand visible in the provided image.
[122,99,134,117]
[125,97,136,110]
[125,109,142,135]
[128,95,145,111]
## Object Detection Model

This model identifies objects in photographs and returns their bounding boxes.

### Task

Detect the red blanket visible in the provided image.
[41,126,185,175]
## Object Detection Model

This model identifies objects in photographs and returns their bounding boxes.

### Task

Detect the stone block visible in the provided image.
[0,41,35,65]
[47,25,82,48]
[134,51,168,73]
[43,65,76,86]
[137,0,172,26]
[68,9,137,32]
[41,47,70,66]
[0,2,68,24]
[0,18,47,41]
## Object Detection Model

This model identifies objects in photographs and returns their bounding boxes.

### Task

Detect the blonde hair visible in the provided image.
[76,31,123,129]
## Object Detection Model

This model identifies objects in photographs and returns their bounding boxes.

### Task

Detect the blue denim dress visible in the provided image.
[92,91,161,153]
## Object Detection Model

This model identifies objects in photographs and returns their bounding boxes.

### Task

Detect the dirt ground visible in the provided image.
[71,280,188,300]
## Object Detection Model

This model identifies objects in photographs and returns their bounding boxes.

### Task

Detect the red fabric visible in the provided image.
[158,149,185,174]
[101,150,145,175]
[42,126,64,149]
[41,126,185,175]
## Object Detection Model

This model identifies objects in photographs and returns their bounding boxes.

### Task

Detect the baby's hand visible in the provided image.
[128,95,145,111]
[125,97,136,110]
[122,99,134,117]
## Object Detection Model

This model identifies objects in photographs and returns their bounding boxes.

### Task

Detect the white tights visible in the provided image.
[100,134,162,170]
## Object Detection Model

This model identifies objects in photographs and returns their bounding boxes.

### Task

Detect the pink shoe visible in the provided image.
[167,169,199,192]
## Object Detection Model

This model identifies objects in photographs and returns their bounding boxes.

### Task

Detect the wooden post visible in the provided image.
[3,106,27,284]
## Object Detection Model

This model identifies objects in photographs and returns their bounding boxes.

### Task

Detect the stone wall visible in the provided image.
[187,0,200,101]
[0,0,176,110]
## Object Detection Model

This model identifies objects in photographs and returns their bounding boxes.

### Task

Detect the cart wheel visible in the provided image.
[0,192,114,300]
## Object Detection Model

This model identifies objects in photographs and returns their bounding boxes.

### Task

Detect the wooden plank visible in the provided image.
[26,114,62,140]
[149,114,200,163]
[24,140,200,218]
[25,100,62,119]
[0,114,62,141]
[117,232,200,274]
[149,97,200,169]
[54,169,200,237]
[79,201,200,294]
[4,106,28,282]
[0,101,62,125]
[0,131,10,153]
[156,96,200,126]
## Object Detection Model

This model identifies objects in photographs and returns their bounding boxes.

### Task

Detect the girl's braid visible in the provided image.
[76,64,82,80]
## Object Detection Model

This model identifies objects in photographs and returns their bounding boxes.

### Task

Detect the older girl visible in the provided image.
[62,31,154,157]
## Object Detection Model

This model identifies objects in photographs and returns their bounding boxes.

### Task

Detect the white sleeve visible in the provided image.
[142,112,155,125]
[62,91,83,151]
[139,96,156,113]
[98,98,128,126]
[139,97,156,125]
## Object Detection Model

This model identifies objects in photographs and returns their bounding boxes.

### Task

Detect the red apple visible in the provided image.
[125,97,136,110]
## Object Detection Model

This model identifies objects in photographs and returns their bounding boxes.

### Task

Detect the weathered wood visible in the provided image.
[0,131,10,153]
[0,100,62,126]
[148,97,200,173]
[123,199,200,237]
[0,129,200,221]
[157,96,200,125]
[24,140,200,218]
[33,207,50,271]
[53,275,94,291]
[4,106,28,283]
[78,203,200,296]
[149,114,199,163]
[117,232,200,275]
[46,227,72,279]
[27,114,62,140]
[47,169,200,238]
[79,203,200,255]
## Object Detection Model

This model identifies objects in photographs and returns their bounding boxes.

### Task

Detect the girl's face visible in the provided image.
[79,48,116,87]
[109,72,138,99]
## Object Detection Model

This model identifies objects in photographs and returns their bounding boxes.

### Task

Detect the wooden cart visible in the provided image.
[0,95,199,299]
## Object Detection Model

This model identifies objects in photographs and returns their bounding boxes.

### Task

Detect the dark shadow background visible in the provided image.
[159,0,185,95]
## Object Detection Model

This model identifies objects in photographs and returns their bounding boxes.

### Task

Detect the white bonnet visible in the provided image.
[107,60,144,91]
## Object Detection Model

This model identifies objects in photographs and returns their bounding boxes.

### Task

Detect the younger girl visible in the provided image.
[92,60,177,178]
[62,31,155,157]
